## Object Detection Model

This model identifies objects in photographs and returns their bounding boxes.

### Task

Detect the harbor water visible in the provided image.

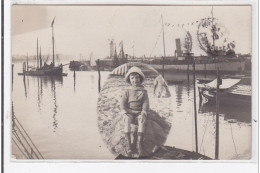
[11,61,251,160]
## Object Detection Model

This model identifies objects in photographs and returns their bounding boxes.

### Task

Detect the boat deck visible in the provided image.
[115,145,211,160]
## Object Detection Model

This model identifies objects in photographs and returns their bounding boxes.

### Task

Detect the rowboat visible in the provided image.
[198,78,251,106]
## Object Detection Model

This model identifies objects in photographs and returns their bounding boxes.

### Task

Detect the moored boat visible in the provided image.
[18,65,67,76]
[18,17,67,77]
[198,78,251,106]
[148,59,246,73]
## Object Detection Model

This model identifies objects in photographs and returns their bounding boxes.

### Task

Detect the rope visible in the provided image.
[12,131,32,159]
[15,125,32,153]
[149,28,163,57]
[12,102,30,159]
[229,123,238,155]
[15,120,36,157]
[13,116,44,159]
[54,37,61,64]
[30,148,38,159]
[12,86,44,159]
[199,114,210,153]
[12,137,29,159]
[13,127,40,159]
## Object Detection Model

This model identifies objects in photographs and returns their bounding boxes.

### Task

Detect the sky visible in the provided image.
[12,5,251,60]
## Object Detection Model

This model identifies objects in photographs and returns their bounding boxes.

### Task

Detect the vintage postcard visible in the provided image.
[9,4,255,163]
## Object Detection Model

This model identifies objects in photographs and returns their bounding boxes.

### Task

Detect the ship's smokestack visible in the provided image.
[175,38,182,57]
[110,40,114,58]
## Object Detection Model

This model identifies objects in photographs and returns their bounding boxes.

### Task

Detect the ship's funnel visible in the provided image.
[175,38,182,57]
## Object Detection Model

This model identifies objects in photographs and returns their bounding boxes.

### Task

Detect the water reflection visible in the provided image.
[166,70,251,125]
[175,85,183,108]
[23,76,27,98]
[74,71,76,93]
[199,102,251,123]
[187,70,190,81]
[27,76,30,93]
[22,75,64,132]
[187,80,190,97]
[39,76,63,86]
[51,77,58,132]
[37,78,42,112]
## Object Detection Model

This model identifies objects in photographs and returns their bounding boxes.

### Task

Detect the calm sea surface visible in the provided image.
[12,61,251,160]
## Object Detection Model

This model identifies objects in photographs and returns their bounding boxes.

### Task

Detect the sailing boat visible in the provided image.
[18,17,67,76]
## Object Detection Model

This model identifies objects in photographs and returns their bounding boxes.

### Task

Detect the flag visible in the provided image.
[51,17,56,27]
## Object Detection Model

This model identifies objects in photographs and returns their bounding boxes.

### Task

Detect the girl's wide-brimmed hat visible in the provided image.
[125,66,145,84]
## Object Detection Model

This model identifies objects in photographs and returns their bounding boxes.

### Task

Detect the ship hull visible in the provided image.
[149,61,245,73]
[199,89,251,107]
[18,66,66,76]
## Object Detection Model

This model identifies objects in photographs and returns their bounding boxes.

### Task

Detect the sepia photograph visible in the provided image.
[10,5,253,161]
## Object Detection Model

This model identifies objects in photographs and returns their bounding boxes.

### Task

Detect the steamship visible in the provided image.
[144,38,247,73]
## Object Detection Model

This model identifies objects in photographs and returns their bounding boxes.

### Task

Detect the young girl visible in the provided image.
[120,66,149,157]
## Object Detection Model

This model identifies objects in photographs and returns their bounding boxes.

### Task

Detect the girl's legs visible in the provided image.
[137,114,146,156]
[131,125,138,152]
[137,113,146,133]
[123,114,133,157]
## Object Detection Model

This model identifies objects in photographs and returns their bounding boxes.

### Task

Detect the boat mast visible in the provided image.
[161,15,166,78]
[37,38,39,69]
[39,46,42,69]
[27,52,29,71]
[51,17,56,66]
[132,45,135,58]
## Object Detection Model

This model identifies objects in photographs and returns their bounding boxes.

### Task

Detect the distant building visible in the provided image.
[110,40,114,58]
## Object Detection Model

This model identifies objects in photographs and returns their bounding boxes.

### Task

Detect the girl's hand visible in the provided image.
[125,114,134,120]
[141,111,147,117]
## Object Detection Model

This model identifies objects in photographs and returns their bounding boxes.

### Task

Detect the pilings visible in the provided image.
[215,67,220,159]
[73,67,76,78]
[187,62,190,81]
[12,64,14,90]
[204,61,207,78]
[97,59,101,93]
[23,62,26,77]
[193,60,198,153]
[73,66,76,92]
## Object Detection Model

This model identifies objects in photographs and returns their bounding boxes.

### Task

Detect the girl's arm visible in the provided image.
[120,89,128,115]
[141,90,149,116]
